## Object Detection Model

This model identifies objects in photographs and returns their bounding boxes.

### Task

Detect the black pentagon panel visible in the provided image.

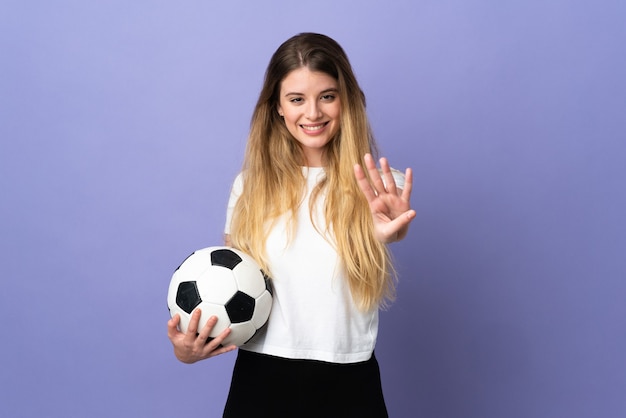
[211,249,242,270]
[225,291,255,323]
[176,281,202,314]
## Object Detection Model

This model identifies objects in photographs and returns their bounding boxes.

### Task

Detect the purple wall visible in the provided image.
[1,1,624,417]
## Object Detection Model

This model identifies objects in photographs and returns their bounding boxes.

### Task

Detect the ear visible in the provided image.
[277,104,284,118]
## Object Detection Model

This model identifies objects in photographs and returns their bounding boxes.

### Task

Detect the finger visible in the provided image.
[205,325,231,349]
[197,315,219,343]
[167,314,181,340]
[354,163,377,203]
[216,345,238,356]
[400,167,413,201]
[205,327,237,357]
[379,157,398,195]
[208,344,238,358]
[185,308,202,342]
[383,209,416,241]
[364,154,386,195]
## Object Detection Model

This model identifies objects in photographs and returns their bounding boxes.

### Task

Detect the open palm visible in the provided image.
[354,154,415,243]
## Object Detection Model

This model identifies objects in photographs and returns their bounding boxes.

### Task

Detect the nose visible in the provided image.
[305,101,322,120]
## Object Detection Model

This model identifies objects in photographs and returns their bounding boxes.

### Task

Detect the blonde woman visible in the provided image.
[167,33,415,417]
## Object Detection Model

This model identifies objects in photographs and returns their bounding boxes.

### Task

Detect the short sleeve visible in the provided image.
[224,173,244,234]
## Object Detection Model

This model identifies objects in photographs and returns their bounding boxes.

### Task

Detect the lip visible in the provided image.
[299,121,329,135]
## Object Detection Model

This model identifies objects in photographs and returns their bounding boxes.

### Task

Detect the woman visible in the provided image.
[167,32,415,417]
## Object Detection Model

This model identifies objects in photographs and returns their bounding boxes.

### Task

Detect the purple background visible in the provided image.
[1,1,625,417]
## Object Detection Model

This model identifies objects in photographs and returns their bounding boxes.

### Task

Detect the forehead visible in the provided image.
[280,67,338,93]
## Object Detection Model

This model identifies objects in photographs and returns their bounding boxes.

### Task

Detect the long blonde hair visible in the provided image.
[229,33,395,311]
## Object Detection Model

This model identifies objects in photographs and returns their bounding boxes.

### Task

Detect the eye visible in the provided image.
[289,97,303,104]
[321,94,336,101]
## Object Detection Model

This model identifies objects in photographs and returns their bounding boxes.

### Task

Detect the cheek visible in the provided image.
[331,107,342,128]
[330,103,342,122]
[284,113,300,127]
[330,122,341,138]
[283,117,300,136]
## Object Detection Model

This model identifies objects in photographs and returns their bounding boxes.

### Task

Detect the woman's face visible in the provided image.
[277,66,341,167]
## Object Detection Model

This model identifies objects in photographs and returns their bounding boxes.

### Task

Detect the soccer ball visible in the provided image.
[167,246,272,347]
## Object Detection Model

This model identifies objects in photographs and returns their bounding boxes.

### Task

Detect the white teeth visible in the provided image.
[301,123,325,131]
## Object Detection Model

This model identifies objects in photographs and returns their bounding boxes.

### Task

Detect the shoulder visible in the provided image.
[229,172,244,195]
[226,172,244,207]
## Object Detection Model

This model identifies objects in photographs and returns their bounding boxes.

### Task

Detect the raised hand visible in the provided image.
[354,153,415,243]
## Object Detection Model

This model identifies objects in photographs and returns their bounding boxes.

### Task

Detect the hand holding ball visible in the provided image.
[167,247,272,347]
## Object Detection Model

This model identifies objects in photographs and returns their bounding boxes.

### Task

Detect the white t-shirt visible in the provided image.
[224,167,404,364]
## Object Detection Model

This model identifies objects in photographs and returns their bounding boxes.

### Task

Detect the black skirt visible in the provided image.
[223,349,388,418]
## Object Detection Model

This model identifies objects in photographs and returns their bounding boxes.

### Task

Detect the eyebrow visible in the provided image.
[284,88,339,97]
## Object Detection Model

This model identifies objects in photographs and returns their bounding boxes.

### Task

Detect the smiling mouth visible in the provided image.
[300,122,328,132]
